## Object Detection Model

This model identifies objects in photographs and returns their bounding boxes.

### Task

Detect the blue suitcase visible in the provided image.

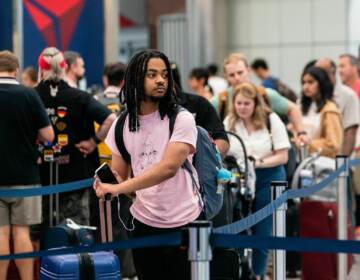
[40,251,120,279]
[40,190,121,279]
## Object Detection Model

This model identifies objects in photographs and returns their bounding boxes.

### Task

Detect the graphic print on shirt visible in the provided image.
[39,106,69,161]
[135,135,159,171]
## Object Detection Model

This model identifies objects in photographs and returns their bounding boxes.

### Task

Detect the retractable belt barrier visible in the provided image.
[1,159,360,261]
[0,232,183,261]
[0,178,93,197]
[211,234,360,254]
[213,158,360,234]
[1,231,360,261]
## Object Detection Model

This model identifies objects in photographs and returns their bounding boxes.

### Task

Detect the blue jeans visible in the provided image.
[252,165,286,276]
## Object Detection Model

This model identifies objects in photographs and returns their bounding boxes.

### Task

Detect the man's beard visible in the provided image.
[143,95,166,103]
[76,74,84,82]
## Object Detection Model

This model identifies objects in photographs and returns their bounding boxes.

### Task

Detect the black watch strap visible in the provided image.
[92,135,101,144]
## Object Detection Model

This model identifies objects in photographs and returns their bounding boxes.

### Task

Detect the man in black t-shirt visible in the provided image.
[178,92,229,155]
[36,47,116,226]
[0,51,54,280]
[170,62,229,155]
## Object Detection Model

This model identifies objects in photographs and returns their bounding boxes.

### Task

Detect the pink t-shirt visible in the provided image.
[105,110,202,228]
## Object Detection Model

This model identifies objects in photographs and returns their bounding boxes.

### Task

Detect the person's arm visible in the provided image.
[287,102,310,145]
[254,148,288,168]
[75,113,116,156]
[95,113,117,140]
[214,139,229,156]
[94,141,192,197]
[38,125,55,142]
[111,154,130,182]
[30,89,55,143]
[254,113,290,168]
[193,94,230,156]
[343,125,358,156]
[310,111,343,157]
[266,88,309,145]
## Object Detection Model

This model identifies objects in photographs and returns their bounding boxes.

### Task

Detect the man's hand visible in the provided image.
[93,178,115,198]
[93,170,122,198]
[75,138,97,156]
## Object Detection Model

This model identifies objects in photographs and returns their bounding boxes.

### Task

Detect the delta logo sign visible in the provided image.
[23,0,84,50]
[23,0,104,85]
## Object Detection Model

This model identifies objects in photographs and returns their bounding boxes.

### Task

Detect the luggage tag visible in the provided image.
[65,218,97,231]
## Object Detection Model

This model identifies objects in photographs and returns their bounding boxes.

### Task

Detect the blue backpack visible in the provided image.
[114,106,225,219]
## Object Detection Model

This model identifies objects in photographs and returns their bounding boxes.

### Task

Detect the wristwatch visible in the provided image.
[297,131,307,137]
[91,135,101,144]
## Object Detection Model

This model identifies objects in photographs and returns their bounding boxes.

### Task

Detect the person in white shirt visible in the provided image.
[223,82,290,280]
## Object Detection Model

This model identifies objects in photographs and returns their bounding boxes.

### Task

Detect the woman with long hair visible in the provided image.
[224,82,290,279]
[300,66,342,158]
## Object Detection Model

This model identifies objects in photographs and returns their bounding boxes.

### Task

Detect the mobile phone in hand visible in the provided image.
[95,162,117,184]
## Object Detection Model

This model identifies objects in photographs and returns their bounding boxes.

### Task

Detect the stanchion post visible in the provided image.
[271,181,287,280]
[188,221,212,280]
[55,159,59,225]
[49,159,54,227]
[336,155,349,280]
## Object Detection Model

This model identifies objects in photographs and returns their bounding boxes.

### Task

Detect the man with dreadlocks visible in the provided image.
[94,50,202,279]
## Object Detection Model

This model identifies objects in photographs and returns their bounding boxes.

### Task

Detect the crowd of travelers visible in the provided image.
[1,46,360,280]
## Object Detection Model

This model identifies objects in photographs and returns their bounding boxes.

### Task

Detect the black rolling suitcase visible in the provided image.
[210,154,255,280]
[211,249,240,280]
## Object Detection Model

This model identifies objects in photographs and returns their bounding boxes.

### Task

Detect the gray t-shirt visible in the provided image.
[333,82,360,130]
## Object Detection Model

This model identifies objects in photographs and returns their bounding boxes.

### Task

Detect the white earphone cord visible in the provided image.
[116,195,135,231]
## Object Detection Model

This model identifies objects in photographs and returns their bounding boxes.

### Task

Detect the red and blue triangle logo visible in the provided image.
[23,0,85,50]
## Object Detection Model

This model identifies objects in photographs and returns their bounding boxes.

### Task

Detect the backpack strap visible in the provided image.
[114,109,131,164]
[115,106,183,165]
[168,106,196,174]
[169,106,186,137]
[266,113,274,151]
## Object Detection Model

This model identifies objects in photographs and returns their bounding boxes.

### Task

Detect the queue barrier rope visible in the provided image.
[211,234,360,254]
[213,158,360,234]
[1,159,360,260]
[1,231,360,261]
[0,232,182,261]
[0,178,93,198]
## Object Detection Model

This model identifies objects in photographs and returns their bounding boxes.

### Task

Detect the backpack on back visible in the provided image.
[114,106,225,219]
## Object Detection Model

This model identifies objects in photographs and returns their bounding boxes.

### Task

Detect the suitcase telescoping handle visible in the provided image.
[99,193,113,244]
[96,163,116,244]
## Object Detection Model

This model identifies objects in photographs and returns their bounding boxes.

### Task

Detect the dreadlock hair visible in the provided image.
[121,49,178,132]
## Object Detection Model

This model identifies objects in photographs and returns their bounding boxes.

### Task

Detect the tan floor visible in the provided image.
[348,253,360,280]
